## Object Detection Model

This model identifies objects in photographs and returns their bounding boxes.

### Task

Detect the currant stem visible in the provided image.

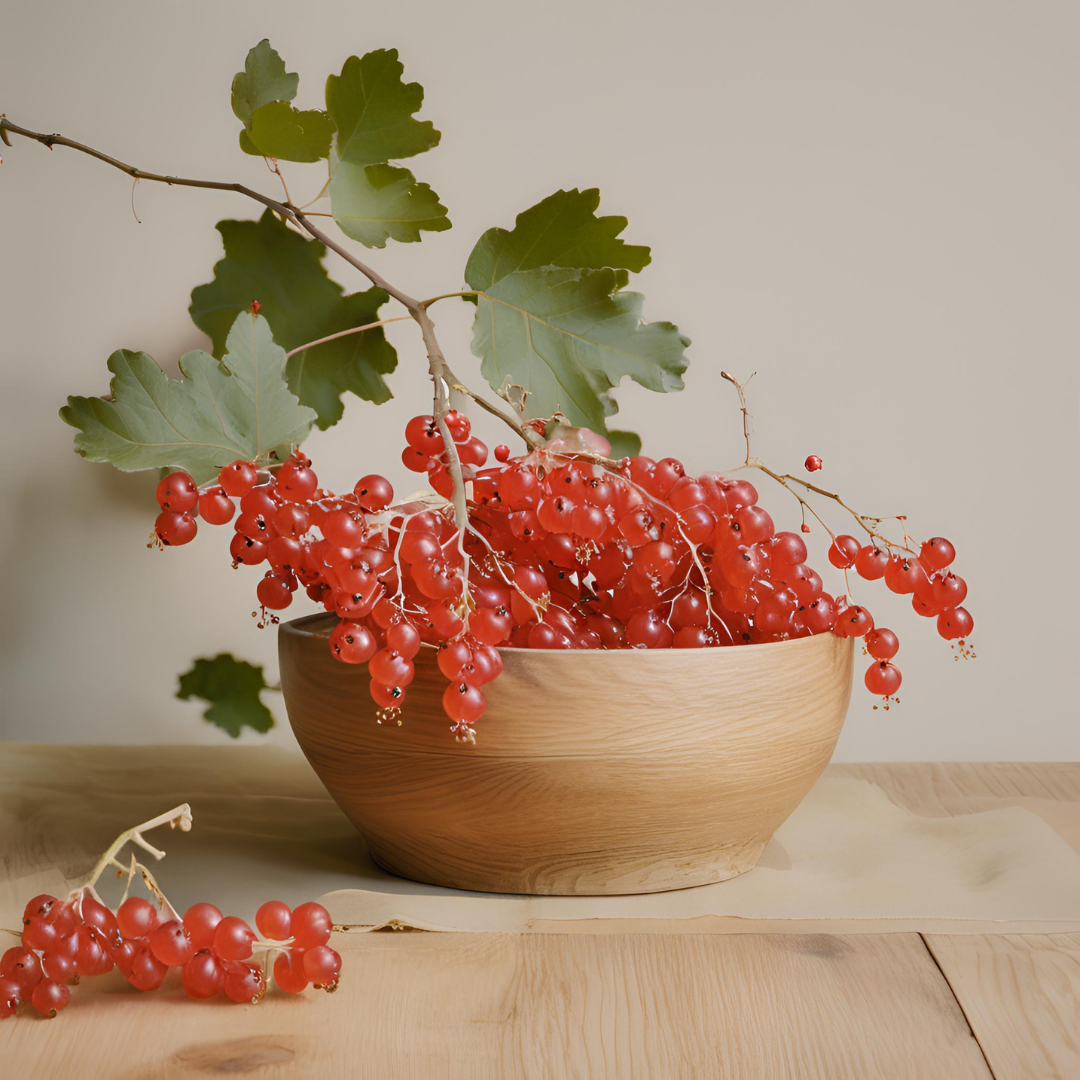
[412,306,472,611]
[444,367,544,448]
[264,157,293,206]
[284,315,413,359]
[252,938,293,952]
[591,457,733,641]
[80,803,192,897]
[720,370,756,468]
[464,520,545,620]
[0,115,489,610]
[423,290,480,304]
[720,370,917,555]
[110,852,181,922]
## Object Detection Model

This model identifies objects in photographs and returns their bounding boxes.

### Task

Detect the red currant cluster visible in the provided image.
[401,409,489,498]
[153,412,973,738]
[826,533,973,694]
[1,894,339,1020]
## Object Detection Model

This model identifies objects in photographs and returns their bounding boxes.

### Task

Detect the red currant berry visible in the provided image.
[117,897,159,939]
[865,661,902,696]
[213,916,254,961]
[865,627,899,659]
[182,949,224,999]
[30,978,70,1017]
[148,920,195,967]
[932,572,967,608]
[219,461,258,497]
[920,537,956,571]
[884,555,927,595]
[182,905,225,952]
[199,487,235,526]
[257,574,293,611]
[445,410,471,442]
[156,471,198,512]
[156,511,198,546]
[255,901,292,941]
[827,535,860,569]
[854,545,889,580]
[834,604,874,637]
[303,945,342,987]
[276,460,318,503]
[442,681,486,724]
[937,606,974,640]
[273,950,308,994]
[353,475,394,513]
[329,621,376,664]
[291,903,333,949]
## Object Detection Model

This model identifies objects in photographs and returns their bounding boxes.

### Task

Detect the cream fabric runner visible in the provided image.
[2,745,1078,934]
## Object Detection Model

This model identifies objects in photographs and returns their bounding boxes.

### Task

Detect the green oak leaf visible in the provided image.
[471,267,689,432]
[246,101,334,162]
[325,50,448,248]
[189,211,398,429]
[329,162,450,247]
[607,430,643,459]
[177,654,275,738]
[232,40,332,162]
[465,190,664,443]
[465,188,652,291]
[326,49,441,166]
[231,39,299,127]
[60,313,316,485]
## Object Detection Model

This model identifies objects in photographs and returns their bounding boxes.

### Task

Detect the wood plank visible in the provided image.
[1,753,1074,1076]
[0,932,991,1079]
[925,933,1080,1080]
[831,762,1080,853]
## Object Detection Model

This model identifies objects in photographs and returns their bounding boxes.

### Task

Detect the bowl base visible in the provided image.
[366,840,768,896]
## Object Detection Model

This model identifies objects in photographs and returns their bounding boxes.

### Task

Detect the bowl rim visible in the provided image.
[279,611,845,661]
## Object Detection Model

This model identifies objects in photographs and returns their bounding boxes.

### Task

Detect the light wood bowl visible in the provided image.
[279,614,853,895]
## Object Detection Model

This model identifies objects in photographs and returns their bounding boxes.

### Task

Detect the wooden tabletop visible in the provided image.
[1,753,1077,1079]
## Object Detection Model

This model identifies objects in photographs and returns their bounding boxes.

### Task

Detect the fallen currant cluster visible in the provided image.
[153,404,974,739]
[1,806,340,1020]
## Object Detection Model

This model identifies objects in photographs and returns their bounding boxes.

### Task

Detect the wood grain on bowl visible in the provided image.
[280,614,854,895]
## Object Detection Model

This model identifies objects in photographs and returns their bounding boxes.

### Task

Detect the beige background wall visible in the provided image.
[1,0,1076,759]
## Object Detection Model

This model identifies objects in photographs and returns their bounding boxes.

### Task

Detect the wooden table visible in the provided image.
[1,752,1077,1078]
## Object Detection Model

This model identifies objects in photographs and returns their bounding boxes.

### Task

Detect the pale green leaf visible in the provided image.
[607,430,643,459]
[326,49,440,166]
[471,267,689,432]
[244,101,334,162]
[189,211,397,429]
[177,654,275,738]
[238,129,261,155]
[465,188,651,290]
[323,49,448,247]
[465,190,662,443]
[330,162,450,247]
[231,40,298,127]
[61,313,316,485]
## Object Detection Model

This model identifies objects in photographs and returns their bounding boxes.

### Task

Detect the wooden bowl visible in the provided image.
[279,614,853,895]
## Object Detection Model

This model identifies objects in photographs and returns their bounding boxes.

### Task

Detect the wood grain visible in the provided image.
[0,932,992,1080]
[835,765,1080,1078]
[279,614,854,895]
[1,754,1076,1077]
[924,933,1080,1080]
